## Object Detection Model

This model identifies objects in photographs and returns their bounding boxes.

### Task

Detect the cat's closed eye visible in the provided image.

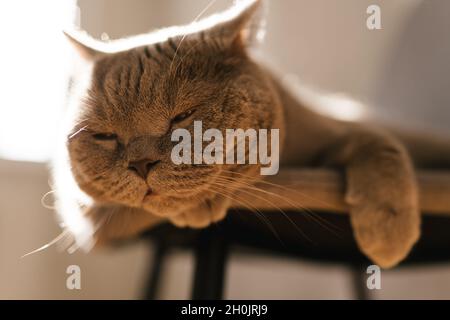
[92,133,118,141]
[172,109,196,124]
[92,133,118,150]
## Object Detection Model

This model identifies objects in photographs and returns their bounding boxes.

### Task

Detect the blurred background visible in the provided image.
[1,0,450,299]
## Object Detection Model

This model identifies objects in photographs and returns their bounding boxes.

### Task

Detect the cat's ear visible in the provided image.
[206,0,265,50]
[63,29,105,61]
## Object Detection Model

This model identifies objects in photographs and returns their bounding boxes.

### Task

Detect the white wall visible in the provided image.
[78,0,420,101]
[0,160,150,299]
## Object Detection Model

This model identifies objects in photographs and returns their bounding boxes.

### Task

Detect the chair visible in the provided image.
[143,169,450,300]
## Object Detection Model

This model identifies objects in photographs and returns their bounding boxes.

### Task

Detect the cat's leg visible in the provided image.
[168,194,231,228]
[393,129,450,169]
[324,126,421,268]
[86,204,165,245]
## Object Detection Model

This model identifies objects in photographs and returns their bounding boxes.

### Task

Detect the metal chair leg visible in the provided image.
[191,228,228,300]
[144,241,167,300]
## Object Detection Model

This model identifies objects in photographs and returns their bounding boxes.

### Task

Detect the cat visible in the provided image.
[53,0,450,268]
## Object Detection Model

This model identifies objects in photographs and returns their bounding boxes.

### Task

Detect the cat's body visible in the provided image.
[54,0,450,268]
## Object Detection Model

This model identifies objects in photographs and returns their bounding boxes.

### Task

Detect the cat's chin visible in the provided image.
[142,188,158,202]
[168,202,229,229]
[140,195,191,218]
[163,194,231,229]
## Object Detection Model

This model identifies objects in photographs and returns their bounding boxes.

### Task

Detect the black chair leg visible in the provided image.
[192,228,228,300]
[351,266,370,300]
[144,241,167,300]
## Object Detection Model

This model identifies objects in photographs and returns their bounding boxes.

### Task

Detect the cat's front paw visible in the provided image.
[349,196,420,269]
[169,196,231,229]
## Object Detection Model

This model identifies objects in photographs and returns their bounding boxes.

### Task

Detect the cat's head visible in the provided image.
[63,0,283,227]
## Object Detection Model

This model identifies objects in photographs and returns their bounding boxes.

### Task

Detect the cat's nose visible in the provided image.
[128,159,161,180]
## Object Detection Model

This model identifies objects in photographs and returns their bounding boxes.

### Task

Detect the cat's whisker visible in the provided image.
[104,209,115,226]
[212,172,334,238]
[71,118,90,128]
[56,231,76,252]
[21,229,71,258]
[220,169,338,209]
[67,242,79,254]
[220,174,341,235]
[169,0,218,73]
[215,175,341,236]
[209,183,288,241]
[218,169,343,233]
[211,179,314,243]
[40,190,56,210]
[171,39,204,77]
[208,185,284,245]
[171,45,196,76]
[68,125,89,140]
